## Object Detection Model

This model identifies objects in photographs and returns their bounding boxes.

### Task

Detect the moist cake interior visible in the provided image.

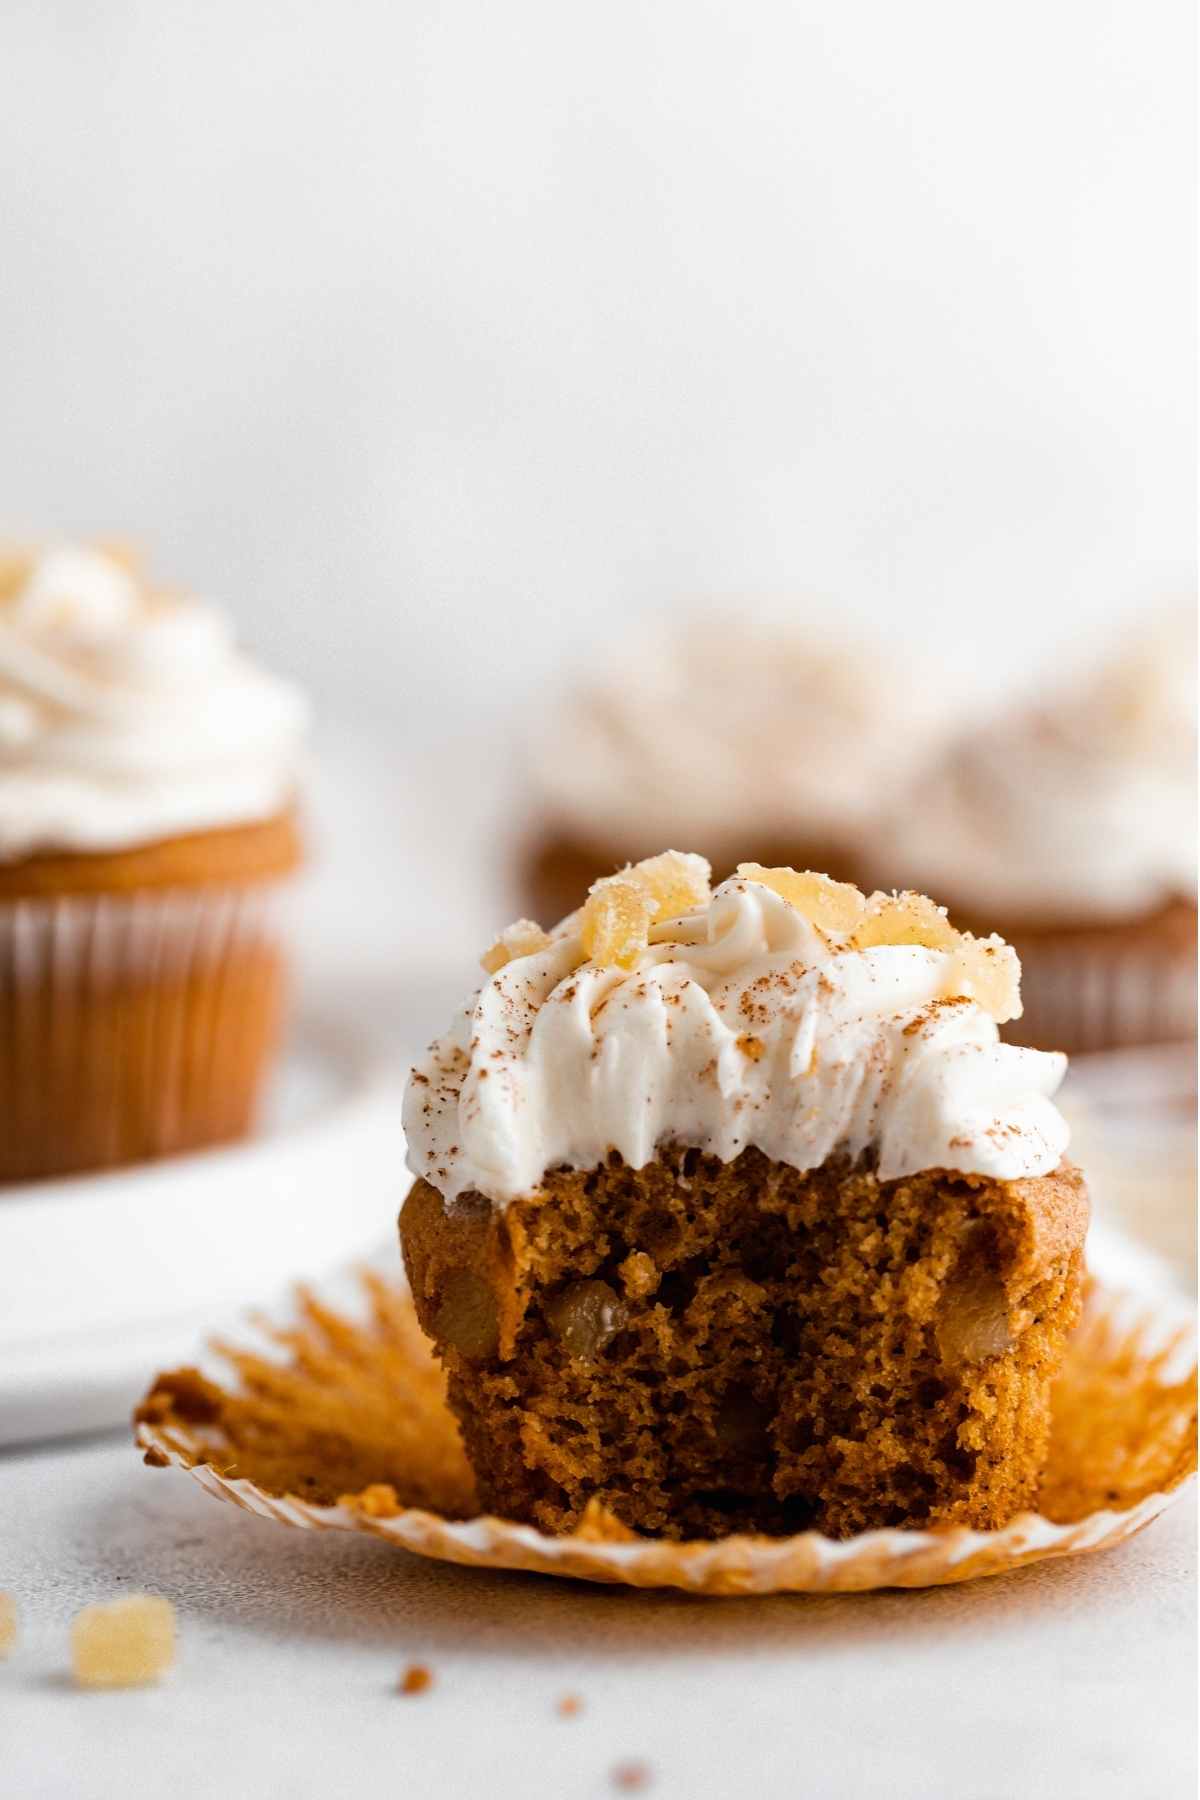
[402,1145,1086,1540]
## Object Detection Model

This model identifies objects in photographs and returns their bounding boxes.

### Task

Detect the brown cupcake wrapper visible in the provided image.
[0,882,296,1182]
[1012,935,1196,1055]
[134,1271,1196,1597]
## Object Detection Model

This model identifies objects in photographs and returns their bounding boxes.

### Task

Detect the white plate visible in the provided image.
[0,1013,408,1446]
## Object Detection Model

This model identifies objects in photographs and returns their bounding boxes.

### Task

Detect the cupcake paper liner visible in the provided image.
[134,1268,1196,1597]
[1014,935,1196,1056]
[0,883,294,1182]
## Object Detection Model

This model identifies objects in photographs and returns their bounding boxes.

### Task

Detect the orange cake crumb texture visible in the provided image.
[136,1268,1195,1541]
[403,1149,1089,1538]
[71,1595,176,1690]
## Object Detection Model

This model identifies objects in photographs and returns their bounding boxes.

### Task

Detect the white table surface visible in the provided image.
[1,1437,1194,1800]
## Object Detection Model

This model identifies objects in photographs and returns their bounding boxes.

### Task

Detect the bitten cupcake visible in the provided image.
[877,613,1197,1054]
[520,616,956,924]
[0,540,308,1181]
[402,853,1087,1540]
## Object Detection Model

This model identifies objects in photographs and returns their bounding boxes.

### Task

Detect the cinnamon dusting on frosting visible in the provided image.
[408,856,1069,1206]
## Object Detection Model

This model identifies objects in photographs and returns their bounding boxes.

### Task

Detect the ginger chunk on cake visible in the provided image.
[735,865,868,934]
[581,851,711,969]
[480,919,553,974]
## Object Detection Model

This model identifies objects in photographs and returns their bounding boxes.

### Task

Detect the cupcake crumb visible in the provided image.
[71,1594,175,1689]
[398,1663,433,1695]
[556,1692,583,1717]
[611,1761,653,1790]
[0,1592,17,1658]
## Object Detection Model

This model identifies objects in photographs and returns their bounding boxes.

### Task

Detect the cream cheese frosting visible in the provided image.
[526,615,960,856]
[405,874,1070,1207]
[0,543,308,859]
[879,611,1197,923]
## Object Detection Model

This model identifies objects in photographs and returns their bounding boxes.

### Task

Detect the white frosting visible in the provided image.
[527,616,960,855]
[0,545,308,858]
[880,612,1197,922]
[405,878,1069,1206]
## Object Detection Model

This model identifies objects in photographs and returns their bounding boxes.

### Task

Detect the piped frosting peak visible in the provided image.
[0,541,307,859]
[405,855,1069,1206]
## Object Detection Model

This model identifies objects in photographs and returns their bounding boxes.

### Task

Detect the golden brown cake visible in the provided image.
[403,1149,1086,1539]
[401,853,1087,1539]
[0,541,308,1181]
[0,816,301,1182]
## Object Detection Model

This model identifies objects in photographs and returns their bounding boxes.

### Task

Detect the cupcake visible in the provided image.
[0,541,308,1181]
[401,853,1087,1539]
[877,613,1197,1054]
[520,615,956,924]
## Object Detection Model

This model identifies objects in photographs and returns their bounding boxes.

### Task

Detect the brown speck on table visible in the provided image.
[398,1663,433,1695]
[612,1761,653,1790]
[556,1692,583,1717]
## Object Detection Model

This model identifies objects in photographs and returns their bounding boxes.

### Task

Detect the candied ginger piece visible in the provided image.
[480,919,552,974]
[851,890,958,952]
[0,1592,16,1658]
[582,851,711,968]
[736,865,867,934]
[632,849,712,924]
[581,877,654,969]
[948,933,1022,1024]
[71,1594,176,1689]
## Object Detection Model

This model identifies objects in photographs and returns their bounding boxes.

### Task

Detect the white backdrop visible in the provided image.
[1,1,1194,961]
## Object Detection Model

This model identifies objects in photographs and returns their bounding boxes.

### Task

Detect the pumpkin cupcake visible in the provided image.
[876,612,1197,1054]
[0,541,308,1181]
[520,615,956,923]
[402,853,1086,1540]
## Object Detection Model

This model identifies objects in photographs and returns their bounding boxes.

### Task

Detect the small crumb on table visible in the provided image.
[556,1692,583,1717]
[0,1592,18,1658]
[398,1662,433,1695]
[71,1595,176,1689]
[611,1760,653,1791]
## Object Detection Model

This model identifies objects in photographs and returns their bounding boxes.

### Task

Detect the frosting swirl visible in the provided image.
[405,877,1069,1206]
[0,544,308,859]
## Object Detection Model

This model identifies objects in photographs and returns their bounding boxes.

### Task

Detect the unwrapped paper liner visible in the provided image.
[134,1269,1196,1596]
[1014,932,1196,1054]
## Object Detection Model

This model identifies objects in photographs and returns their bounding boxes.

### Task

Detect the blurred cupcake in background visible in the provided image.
[0,540,308,1181]
[878,611,1197,1055]
[521,612,955,925]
